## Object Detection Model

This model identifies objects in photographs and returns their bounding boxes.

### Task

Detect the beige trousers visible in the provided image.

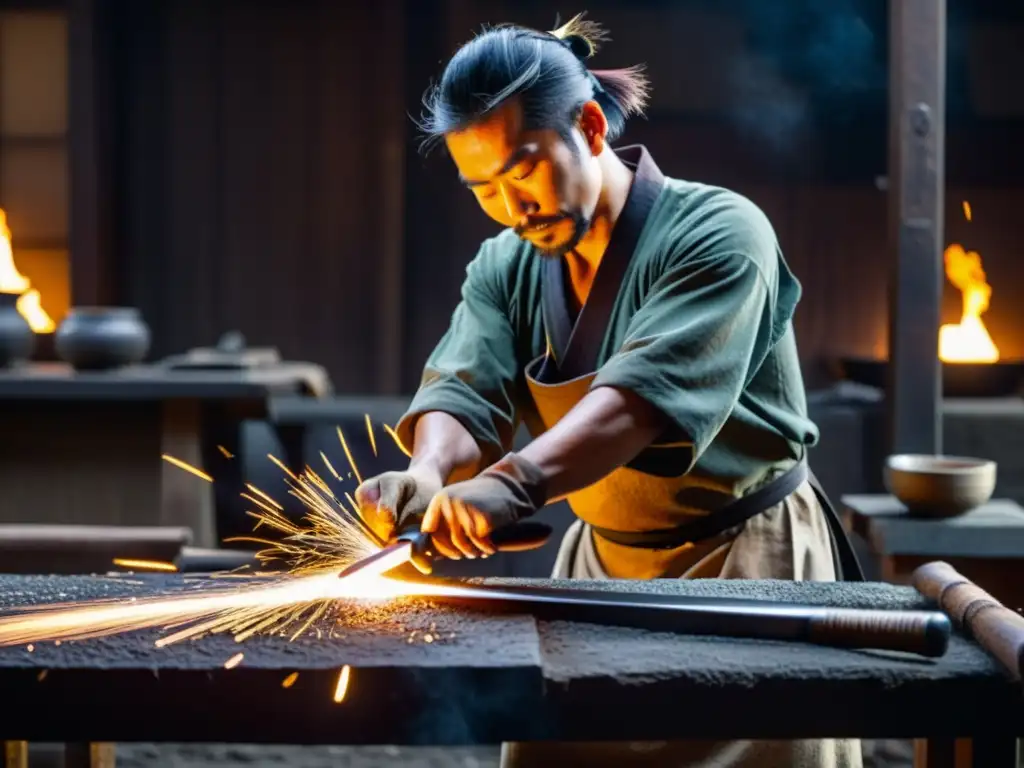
[501,481,864,768]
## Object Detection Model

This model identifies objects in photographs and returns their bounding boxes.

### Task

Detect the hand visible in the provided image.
[354,467,443,543]
[421,453,547,560]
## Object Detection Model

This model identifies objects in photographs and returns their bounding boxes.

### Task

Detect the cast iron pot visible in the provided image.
[54,306,151,370]
[0,291,34,367]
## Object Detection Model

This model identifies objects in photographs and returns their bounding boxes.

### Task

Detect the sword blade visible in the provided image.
[336,541,413,580]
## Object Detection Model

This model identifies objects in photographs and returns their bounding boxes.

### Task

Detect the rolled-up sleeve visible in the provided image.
[395,244,521,465]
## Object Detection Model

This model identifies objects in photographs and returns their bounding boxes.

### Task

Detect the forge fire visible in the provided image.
[938,201,1000,364]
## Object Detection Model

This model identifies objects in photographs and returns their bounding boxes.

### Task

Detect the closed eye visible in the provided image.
[512,164,537,181]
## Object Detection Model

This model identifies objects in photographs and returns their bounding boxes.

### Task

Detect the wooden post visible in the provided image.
[886,0,946,455]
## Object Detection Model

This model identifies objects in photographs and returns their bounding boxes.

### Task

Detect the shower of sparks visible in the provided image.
[334,665,352,703]
[281,672,299,688]
[224,652,245,669]
[161,454,213,483]
[0,415,461,655]
[112,559,178,573]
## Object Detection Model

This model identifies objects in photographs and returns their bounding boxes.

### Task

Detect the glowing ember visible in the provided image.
[333,664,352,703]
[0,208,56,333]
[112,558,178,573]
[217,445,234,459]
[224,652,244,669]
[938,201,999,363]
[281,672,299,688]
[161,454,214,483]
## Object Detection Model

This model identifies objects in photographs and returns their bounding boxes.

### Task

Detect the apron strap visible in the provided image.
[588,460,866,582]
[807,467,866,582]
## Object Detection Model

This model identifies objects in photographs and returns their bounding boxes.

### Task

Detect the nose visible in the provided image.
[498,183,537,222]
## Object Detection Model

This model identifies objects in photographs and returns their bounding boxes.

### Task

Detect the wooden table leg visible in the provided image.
[3,742,27,768]
[914,738,956,768]
[161,400,216,548]
[64,743,115,768]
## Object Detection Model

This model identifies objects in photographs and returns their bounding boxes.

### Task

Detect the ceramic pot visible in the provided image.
[54,307,151,370]
[0,291,34,367]
[884,454,997,518]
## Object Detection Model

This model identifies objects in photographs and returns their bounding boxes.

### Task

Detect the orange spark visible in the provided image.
[281,672,299,688]
[267,454,298,483]
[112,558,178,573]
[161,455,213,483]
[963,200,972,222]
[336,428,363,485]
[333,665,352,703]
[382,424,410,458]
[217,445,234,459]
[245,484,284,511]
[224,652,244,669]
[364,415,378,457]
[320,452,340,480]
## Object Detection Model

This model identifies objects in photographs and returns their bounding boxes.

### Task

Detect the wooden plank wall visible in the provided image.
[105,0,1024,394]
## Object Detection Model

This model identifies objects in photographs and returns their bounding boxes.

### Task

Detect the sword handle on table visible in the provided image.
[807,607,951,658]
[406,521,553,574]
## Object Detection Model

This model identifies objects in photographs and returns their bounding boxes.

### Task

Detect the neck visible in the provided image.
[572,149,634,269]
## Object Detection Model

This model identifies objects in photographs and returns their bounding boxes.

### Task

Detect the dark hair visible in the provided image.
[416,13,650,154]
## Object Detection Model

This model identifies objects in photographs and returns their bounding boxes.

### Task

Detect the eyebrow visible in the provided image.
[459,145,533,187]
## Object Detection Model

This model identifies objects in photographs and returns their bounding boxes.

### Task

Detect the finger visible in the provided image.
[430,530,462,560]
[354,478,381,509]
[370,503,396,541]
[421,494,443,533]
[454,499,495,556]
[442,496,477,558]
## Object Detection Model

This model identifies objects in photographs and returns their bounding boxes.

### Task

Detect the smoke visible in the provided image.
[725,0,886,154]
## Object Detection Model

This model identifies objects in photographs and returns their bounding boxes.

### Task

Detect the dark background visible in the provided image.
[71,0,1023,394]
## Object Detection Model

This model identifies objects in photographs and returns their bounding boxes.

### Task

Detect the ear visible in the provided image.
[577,101,608,156]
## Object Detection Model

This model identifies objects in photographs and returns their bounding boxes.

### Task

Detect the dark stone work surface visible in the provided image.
[0,575,1018,747]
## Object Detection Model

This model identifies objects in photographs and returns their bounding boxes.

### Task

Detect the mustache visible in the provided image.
[514,214,570,237]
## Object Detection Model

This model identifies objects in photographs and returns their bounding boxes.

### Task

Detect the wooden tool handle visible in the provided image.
[489,521,553,552]
[912,560,1024,680]
[807,608,951,657]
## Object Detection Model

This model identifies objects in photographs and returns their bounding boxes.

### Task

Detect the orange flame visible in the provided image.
[938,202,999,363]
[0,209,55,333]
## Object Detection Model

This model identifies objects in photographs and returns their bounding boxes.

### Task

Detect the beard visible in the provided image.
[515,211,591,258]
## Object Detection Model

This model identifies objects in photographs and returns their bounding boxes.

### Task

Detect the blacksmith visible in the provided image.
[356,13,863,767]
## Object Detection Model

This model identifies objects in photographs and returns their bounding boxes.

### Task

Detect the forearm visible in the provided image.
[407,411,484,484]
[517,385,669,502]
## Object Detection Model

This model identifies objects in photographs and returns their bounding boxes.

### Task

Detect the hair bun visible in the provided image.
[563,33,594,60]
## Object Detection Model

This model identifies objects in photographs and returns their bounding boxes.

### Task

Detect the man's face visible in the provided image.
[445,100,603,257]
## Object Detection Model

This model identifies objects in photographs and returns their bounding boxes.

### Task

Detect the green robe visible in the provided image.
[395,175,819,515]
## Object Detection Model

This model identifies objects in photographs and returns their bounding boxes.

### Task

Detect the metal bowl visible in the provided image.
[884,454,997,518]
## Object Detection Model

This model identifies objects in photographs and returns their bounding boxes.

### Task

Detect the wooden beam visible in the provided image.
[67,0,116,307]
[886,0,947,455]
